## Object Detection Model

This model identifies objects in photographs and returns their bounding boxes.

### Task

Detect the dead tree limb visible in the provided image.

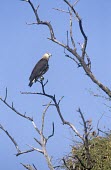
[34,101,54,170]
[22,0,111,98]
[16,149,35,156]
[0,123,21,153]
[21,80,84,142]
[0,89,55,169]
[0,123,36,157]
[21,163,36,170]
[0,88,33,121]
[77,108,93,169]
[69,9,75,48]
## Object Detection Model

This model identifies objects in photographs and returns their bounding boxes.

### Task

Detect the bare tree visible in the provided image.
[0,0,111,170]
[22,0,111,98]
[0,90,54,170]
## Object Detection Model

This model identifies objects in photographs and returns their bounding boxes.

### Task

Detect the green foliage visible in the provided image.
[62,135,111,170]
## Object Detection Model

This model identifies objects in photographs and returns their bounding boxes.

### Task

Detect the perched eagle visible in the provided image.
[28,52,52,87]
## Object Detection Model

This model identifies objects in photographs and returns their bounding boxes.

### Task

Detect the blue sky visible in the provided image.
[0,0,111,169]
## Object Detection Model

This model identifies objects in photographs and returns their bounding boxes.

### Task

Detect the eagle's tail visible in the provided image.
[28,81,33,87]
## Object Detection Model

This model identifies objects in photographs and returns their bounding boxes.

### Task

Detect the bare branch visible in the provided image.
[26,0,55,40]
[21,0,29,2]
[34,138,42,146]
[21,0,111,98]
[97,129,109,136]
[64,48,80,67]
[96,112,105,136]
[29,102,54,170]
[32,121,41,135]
[0,96,33,121]
[78,108,87,135]
[78,42,91,69]
[33,164,38,170]
[26,22,37,25]
[41,101,52,134]
[21,82,84,141]
[64,0,87,59]
[27,144,43,154]
[89,89,111,101]
[53,8,69,14]
[0,123,36,157]
[35,4,40,12]
[16,149,35,156]
[77,108,92,169]
[69,9,75,48]
[73,0,80,6]
[67,31,69,47]
[4,87,8,102]
[73,155,86,169]
[62,158,70,170]
[52,4,111,98]
[85,53,91,70]
[58,96,64,105]
[43,79,48,87]
[0,123,21,153]
[47,122,54,141]
[21,163,36,170]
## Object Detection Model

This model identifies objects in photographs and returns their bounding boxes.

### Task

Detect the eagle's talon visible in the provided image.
[40,76,44,81]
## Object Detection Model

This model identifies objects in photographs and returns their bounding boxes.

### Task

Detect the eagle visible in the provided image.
[28,52,52,87]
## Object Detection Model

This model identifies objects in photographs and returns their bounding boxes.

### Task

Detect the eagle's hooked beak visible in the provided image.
[49,53,52,57]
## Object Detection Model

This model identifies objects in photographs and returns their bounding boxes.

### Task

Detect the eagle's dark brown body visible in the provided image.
[29,53,51,87]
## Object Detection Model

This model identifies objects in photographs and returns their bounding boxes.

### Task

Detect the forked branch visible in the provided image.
[23,0,55,40]
[21,163,37,170]
[0,88,33,121]
[0,89,55,169]
[21,80,84,141]
[22,0,111,98]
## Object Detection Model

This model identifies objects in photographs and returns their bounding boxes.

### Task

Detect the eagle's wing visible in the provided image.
[29,58,49,83]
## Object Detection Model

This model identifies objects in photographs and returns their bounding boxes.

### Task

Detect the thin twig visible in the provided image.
[4,87,7,102]
[34,138,42,146]
[73,0,80,6]
[27,144,43,154]
[53,8,69,14]
[47,122,54,141]
[16,149,35,156]
[64,50,80,67]
[64,0,87,59]
[62,158,70,170]
[27,0,56,40]
[21,163,35,170]
[77,108,92,169]
[26,22,37,25]
[67,30,69,46]
[33,164,38,170]
[89,89,111,101]
[73,155,86,169]
[0,96,33,121]
[41,101,52,134]
[69,9,75,48]
[0,124,21,153]
[96,113,105,136]
[58,96,64,105]
[32,121,41,135]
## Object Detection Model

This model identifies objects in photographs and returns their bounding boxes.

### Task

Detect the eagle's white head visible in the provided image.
[42,52,52,60]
